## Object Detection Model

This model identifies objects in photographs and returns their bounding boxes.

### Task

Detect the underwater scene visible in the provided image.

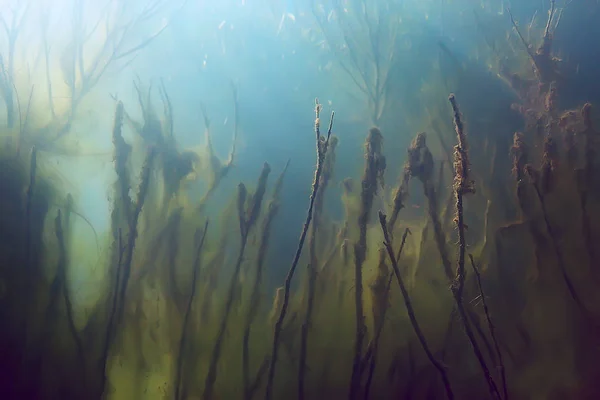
[1,0,599,399]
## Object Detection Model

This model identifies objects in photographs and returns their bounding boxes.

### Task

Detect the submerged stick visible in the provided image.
[379,212,454,400]
[449,94,500,400]
[407,132,453,280]
[99,228,122,396]
[19,145,37,382]
[99,101,133,395]
[388,164,410,232]
[100,146,154,396]
[54,210,87,389]
[265,100,334,400]
[364,228,410,400]
[350,127,386,400]
[525,165,588,316]
[469,255,508,400]
[25,145,37,267]
[115,147,156,324]
[244,161,289,400]
[175,220,209,400]
[299,136,336,400]
[578,104,598,272]
[204,163,271,400]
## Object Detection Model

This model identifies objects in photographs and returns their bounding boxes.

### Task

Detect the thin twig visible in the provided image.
[525,165,589,318]
[264,100,334,400]
[204,164,271,400]
[469,255,508,400]
[379,212,454,400]
[55,209,87,390]
[244,162,289,400]
[175,220,209,400]
[299,134,336,400]
[364,228,410,400]
[115,147,156,324]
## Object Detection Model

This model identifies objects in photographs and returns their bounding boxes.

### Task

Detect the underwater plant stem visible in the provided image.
[99,228,123,396]
[243,161,288,400]
[423,181,453,279]
[203,237,249,400]
[506,7,539,72]
[205,164,271,400]
[25,146,37,268]
[530,181,588,316]
[115,148,156,324]
[579,190,597,275]
[350,127,386,400]
[449,93,500,400]
[19,146,37,378]
[298,261,316,400]
[388,166,411,235]
[41,22,56,118]
[469,255,508,400]
[265,102,334,400]
[299,212,334,399]
[99,148,155,396]
[99,101,132,396]
[55,209,87,388]
[579,104,598,272]
[378,212,454,400]
[423,181,452,278]
[243,213,275,400]
[299,138,335,400]
[452,191,500,400]
[175,220,209,400]
[364,228,411,400]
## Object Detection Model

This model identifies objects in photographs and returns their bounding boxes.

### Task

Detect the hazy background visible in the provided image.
[2,0,599,288]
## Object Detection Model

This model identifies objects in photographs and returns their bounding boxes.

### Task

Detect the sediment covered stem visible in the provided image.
[449,94,500,400]
[379,212,454,400]
[265,100,334,400]
[204,163,271,400]
[349,127,386,400]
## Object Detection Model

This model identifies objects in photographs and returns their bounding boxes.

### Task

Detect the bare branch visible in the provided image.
[0,0,31,128]
[159,77,174,140]
[544,0,557,39]
[506,7,540,70]
[226,81,239,167]
[41,0,178,143]
[311,0,400,125]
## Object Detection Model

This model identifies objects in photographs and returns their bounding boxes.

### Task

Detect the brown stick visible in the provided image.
[350,127,386,400]
[55,209,86,389]
[525,165,588,317]
[25,145,37,267]
[379,212,454,400]
[299,137,336,400]
[452,183,499,400]
[469,254,508,400]
[449,94,500,400]
[264,100,334,400]
[578,104,598,272]
[364,228,411,400]
[175,220,209,400]
[244,162,289,400]
[115,147,156,324]
[204,163,271,400]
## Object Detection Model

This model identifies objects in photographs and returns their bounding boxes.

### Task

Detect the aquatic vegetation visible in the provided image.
[1,0,600,399]
[311,0,404,126]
